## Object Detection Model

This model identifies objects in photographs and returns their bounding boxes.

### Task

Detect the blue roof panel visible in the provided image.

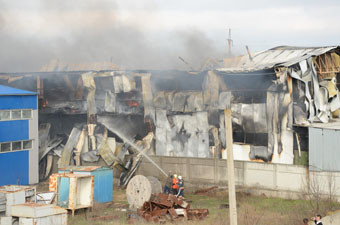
[0,85,36,96]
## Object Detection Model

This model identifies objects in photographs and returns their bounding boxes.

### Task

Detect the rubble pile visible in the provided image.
[138,193,209,223]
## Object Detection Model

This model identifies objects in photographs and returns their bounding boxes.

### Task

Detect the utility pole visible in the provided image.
[224,109,238,225]
[227,28,233,56]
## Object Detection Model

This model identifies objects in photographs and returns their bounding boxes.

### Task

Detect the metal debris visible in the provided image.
[35,192,56,204]
[58,125,82,168]
[138,193,209,223]
[98,128,116,166]
[120,133,155,187]
[80,150,100,162]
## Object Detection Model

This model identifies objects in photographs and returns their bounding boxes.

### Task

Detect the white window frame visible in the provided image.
[0,109,33,121]
[0,140,33,153]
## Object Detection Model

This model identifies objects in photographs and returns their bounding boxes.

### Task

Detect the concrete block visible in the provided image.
[191,165,214,180]
[244,168,275,189]
[276,172,304,191]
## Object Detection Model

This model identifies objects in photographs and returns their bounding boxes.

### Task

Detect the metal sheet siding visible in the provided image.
[0,151,29,185]
[309,127,340,171]
[0,120,29,142]
[0,95,37,110]
[93,169,113,203]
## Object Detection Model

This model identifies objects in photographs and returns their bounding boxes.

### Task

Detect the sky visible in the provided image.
[1,0,340,72]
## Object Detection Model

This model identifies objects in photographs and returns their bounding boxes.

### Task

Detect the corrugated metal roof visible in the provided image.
[218,46,339,73]
[0,85,36,96]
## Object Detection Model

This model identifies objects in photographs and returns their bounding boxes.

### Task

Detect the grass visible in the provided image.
[64,188,340,225]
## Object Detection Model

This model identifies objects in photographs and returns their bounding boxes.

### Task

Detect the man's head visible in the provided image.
[316,215,322,221]
[173,174,178,178]
[303,218,308,224]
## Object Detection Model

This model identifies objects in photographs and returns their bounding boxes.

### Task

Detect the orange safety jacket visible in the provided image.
[172,177,179,189]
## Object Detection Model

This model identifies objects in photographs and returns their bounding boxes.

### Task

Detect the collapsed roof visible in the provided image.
[220,46,340,72]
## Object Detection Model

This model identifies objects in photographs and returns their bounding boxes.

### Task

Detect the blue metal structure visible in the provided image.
[0,85,38,186]
[58,166,113,203]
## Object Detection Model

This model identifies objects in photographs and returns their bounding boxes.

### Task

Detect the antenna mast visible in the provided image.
[227,28,233,56]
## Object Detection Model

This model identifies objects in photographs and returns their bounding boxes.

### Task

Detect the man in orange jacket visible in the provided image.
[172,174,179,195]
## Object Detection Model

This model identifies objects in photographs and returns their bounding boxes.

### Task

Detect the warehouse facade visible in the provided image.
[0,85,38,185]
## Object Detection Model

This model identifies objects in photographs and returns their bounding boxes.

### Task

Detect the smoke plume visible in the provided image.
[0,0,224,72]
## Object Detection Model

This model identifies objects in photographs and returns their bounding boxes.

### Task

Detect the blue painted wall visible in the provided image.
[0,120,29,142]
[0,95,37,110]
[0,150,29,186]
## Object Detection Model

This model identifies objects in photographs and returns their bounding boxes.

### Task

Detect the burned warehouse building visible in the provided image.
[1,45,340,181]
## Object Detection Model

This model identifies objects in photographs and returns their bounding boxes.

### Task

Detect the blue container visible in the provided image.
[58,166,113,203]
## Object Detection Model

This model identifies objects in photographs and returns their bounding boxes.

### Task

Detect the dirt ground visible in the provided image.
[56,186,340,225]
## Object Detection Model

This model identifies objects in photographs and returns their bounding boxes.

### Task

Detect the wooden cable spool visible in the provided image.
[126,175,162,209]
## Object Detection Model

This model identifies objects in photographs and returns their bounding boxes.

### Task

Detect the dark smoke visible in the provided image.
[172,29,223,70]
[0,0,224,72]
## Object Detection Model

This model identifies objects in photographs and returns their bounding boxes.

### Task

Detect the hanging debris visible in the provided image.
[58,125,83,168]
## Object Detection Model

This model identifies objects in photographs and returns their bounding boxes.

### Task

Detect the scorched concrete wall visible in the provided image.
[137,156,340,200]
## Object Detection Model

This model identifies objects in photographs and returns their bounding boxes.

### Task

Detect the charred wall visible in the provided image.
[217,69,276,147]
[0,68,294,165]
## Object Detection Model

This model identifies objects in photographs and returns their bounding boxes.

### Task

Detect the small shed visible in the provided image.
[58,166,113,203]
[0,85,38,185]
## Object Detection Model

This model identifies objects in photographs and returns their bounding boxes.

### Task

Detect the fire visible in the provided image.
[128,100,139,107]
